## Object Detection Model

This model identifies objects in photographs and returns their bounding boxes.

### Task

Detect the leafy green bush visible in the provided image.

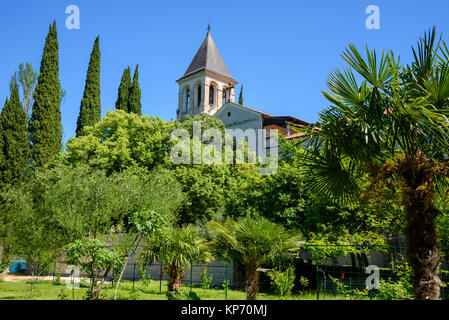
[376,280,409,300]
[53,272,61,286]
[267,267,296,297]
[138,264,151,289]
[298,276,309,294]
[167,283,184,300]
[200,267,213,289]
[58,289,69,300]
[129,288,141,300]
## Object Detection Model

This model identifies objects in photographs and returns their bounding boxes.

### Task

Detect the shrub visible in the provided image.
[298,276,309,293]
[129,288,141,300]
[58,289,69,300]
[167,283,184,300]
[53,272,61,285]
[376,280,409,300]
[200,267,213,289]
[138,264,151,289]
[267,267,296,297]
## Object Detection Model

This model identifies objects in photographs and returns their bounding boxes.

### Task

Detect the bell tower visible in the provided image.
[176,26,237,120]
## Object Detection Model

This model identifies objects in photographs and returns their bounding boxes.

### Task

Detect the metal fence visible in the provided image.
[8,243,449,300]
[108,261,232,298]
[296,244,449,300]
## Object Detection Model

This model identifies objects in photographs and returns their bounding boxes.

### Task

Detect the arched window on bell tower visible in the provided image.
[185,88,190,111]
[209,85,215,108]
[222,88,227,105]
[197,84,202,108]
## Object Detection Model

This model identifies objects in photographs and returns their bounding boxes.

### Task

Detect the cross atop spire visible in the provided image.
[207,23,211,33]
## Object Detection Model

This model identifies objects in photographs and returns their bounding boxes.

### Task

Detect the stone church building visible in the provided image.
[176,27,309,154]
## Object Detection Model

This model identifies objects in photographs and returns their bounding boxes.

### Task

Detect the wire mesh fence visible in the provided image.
[297,244,449,300]
[6,243,449,300]
[108,261,231,298]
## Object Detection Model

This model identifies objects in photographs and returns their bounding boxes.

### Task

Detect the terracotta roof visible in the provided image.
[182,32,233,80]
[286,131,307,140]
[263,116,310,127]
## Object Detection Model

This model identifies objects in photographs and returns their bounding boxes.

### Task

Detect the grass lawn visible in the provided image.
[0,277,360,300]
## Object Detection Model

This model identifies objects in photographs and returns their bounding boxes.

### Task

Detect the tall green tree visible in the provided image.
[11,63,38,120]
[298,28,449,300]
[238,84,243,105]
[76,36,101,137]
[0,83,29,189]
[128,64,142,115]
[115,67,131,112]
[28,21,62,167]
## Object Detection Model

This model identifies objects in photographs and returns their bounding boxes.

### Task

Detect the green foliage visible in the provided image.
[200,267,213,289]
[296,29,449,298]
[65,110,174,173]
[267,267,296,297]
[174,163,232,224]
[376,280,409,300]
[167,284,183,300]
[53,272,61,286]
[238,84,243,105]
[138,265,151,288]
[208,215,303,268]
[10,62,38,120]
[76,36,101,137]
[298,276,309,293]
[208,215,302,300]
[140,225,211,298]
[65,239,124,276]
[128,65,142,115]
[225,162,305,229]
[115,67,131,112]
[65,111,234,225]
[374,258,412,300]
[129,209,171,235]
[140,225,211,273]
[329,276,351,297]
[129,288,141,300]
[29,21,62,167]
[0,82,29,189]
[57,288,69,300]
[65,238,124,299]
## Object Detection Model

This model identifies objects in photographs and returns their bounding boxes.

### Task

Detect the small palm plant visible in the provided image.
[207,215,303,300]
[139,225,211,299]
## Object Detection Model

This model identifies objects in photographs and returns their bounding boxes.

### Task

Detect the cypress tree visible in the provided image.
[29,21,62,167]
[115,67,131,112]
[128,65,142,115]
[76,36,101,137]
[238,84,244,105]
[0,99,7,189]
[0,83,29,188]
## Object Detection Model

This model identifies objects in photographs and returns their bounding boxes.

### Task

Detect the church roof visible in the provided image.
[182,31,233,79]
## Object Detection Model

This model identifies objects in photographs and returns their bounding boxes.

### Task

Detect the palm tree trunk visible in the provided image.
[167,266,182,299]
[404,201,441,299]
[401,159,441,300]
[245,259,259,300]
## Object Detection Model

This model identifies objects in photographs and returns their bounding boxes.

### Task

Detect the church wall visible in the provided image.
[214,103,264,155]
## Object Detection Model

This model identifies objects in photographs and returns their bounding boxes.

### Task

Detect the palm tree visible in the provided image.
[207,216,303,300]
[296,27,449,300]
[139,225,211,298]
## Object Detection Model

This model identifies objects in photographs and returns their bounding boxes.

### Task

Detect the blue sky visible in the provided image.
[1,0,449,144]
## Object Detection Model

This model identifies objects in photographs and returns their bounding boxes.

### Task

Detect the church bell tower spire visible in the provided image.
[176,28,237,120]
